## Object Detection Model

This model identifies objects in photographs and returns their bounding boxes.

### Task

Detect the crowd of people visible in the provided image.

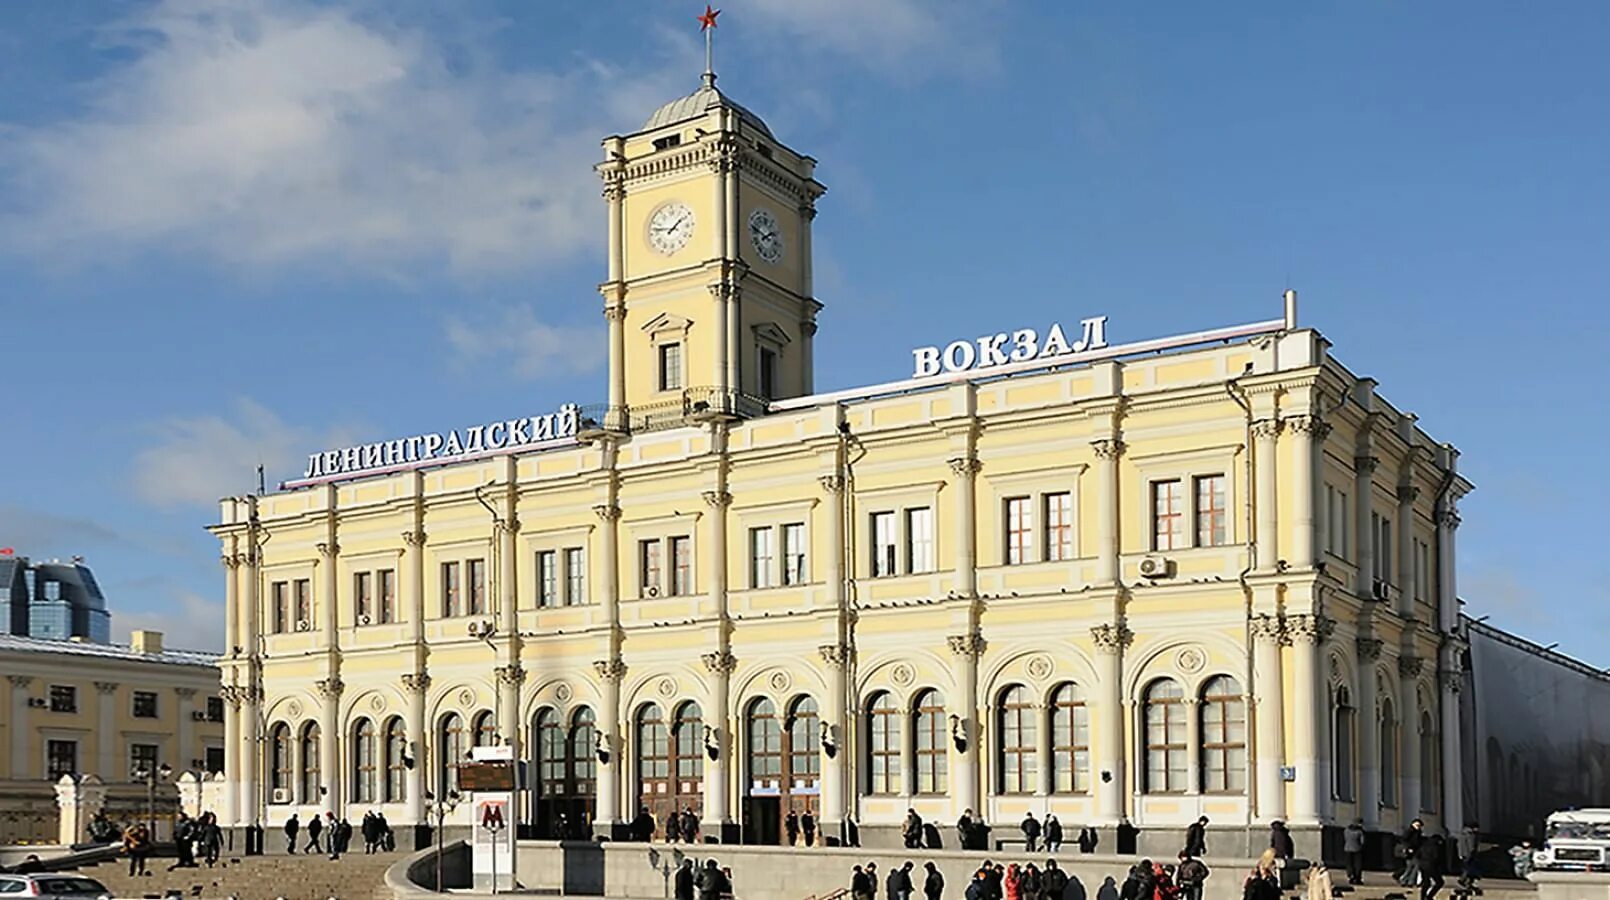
[282,810,394,860]
[631,805,706,843]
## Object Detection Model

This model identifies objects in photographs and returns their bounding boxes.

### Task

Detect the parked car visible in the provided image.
[1534,809,1610,871]
[0,873,113,898]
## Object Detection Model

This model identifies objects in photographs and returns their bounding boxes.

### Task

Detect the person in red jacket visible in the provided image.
[1004,864,1023,900]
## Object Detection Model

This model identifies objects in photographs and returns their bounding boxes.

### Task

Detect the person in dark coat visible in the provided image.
[786,809,800,845]
[904,809,925,850]
[1243,853,1280,900]
[1420,834,1446,900]
[924,862,946,900]
[666,810,682,843]
[361,811,379,853]
[676,860,697,900]
[1078,827,1096,854]
[1045,815,1063,854]
[852,865,875,900]
[305,813,324,854]
[965,869,989,900]
[1022,812,1042,853]
[1042,860,1069,900]
[888,861,915,900]
[1400,819,1426,887]
[985,862,1004,900]
[284,814,300,854]
[802,810,817,846]
[1183,817,1208,858]
[199,813,223,867]
[1269,821,1295,861]
[682,808,702,844]
[958,810,976,852]
[1022,863,1043,900]
[168,812,197,869]
[1174,852,1209,900]
[1343,820,1366,886]
[695,859,729,900]
[631,806,655,843]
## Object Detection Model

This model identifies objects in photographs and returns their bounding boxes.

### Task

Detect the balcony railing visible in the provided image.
[577,388,772,437]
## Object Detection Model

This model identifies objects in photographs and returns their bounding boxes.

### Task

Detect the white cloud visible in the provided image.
[0,0,622,274]
[444,307,606,381]
[113,591,226,653]
[130,397,360,507]
[742,0,997,76]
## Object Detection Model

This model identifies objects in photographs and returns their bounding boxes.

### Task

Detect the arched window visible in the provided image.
[1050,683,1089,794]
[1420,711,1437,812]
[1200,675,1246,794]
[914,689,947,795]
[385,716,408,803]
[531,706,598,838]
[534,708,565,827]
[998,685,1037,794]
[638,703,670,806]
[1333,686,1356,801]
[570,708,597,801]
[269,723,292,798]
[439,712,465,795]
[1380,697,1399,807]
[352,718,377,804]
[867,692,901,794]
[748,698,782,790]
[300,722,321,802]
[1143,679,1186,794]
[787,696,820,786]
[673,701,704,785]
[473,710,497,747]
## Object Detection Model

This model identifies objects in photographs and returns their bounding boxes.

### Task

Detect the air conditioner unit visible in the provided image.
[357,614,372,626]
[27,697,47,709]
[1138,556,1171,579]
[271,788,291,804]
[295,620,312,632]
[191,711,208,722]
[645,584,660,598]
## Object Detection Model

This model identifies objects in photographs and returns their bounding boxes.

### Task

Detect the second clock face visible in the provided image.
[648,202,695,255]
[748,208,783,264]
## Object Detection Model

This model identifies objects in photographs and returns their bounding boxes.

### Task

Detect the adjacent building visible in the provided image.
[0,554,112,643]
[209,60,1485,858]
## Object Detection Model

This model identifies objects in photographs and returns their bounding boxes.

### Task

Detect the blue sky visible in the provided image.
[1,1,1606,656]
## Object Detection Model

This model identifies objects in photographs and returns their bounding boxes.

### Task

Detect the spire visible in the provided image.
[698,4,720,88]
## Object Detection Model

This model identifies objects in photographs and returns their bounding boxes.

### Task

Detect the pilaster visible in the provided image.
[1090,622,1132,823]
[947,632,985,818]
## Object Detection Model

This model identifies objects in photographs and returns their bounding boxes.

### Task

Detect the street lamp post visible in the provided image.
[132,762,173,840]
[424,790,460,892]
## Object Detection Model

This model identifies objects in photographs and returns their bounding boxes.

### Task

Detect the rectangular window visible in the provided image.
[670,536,693,595]
[1194,474,1228,547]
[1004,496,1033,565]
[658,343,683,392]
[1415,540,1430,602]
[206,747,225,775]
[1379,518,1392,583]
[271,581,289,634]
[872,512,898,577]
[293,579,312,630]
[441,562,461,617]
[132,691,158,719]
[130,743,159,774]
[640,540,662,597]
[206,697,224,723]
[782,523,807,585]
[759,347,778,401]
[355,572,372,624]
[377,569,396,624]
[749,527,776,589]
[466,558,487,615]
[1334,490,1350,559]
[537,551,558,608]
[564,547,586,605]
[47,740,77,779]
[49,684,77,713]
[1045,492,1074,562]
[1152,480,1185,551]
[907,507,934,574]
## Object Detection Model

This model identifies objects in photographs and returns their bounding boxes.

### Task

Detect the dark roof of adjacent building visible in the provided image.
[0,633,218,669]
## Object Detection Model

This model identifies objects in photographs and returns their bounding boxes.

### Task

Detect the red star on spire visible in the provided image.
[698,4,720,31]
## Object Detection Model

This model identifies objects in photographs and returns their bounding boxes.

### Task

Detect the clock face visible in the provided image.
[648,202,695,256]
[748,208,783,264]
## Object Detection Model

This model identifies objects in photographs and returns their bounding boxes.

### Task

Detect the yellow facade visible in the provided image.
[213,69,1473,854]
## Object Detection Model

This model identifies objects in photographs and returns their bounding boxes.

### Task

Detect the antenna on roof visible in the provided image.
[256,464,266,497]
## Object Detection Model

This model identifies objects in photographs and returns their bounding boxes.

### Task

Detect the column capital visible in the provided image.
[316,541,340,558]
[700,651,737,674]
[1396,485,1421,505]
[1090,438,1126,461]
[7,675,33,689]
[1285,414,1331,441]
[219,686,246,709]
[702,490,733,509]
[594,658,629,682]
[1090,623,1133,654]
[401,673,432,695]
[593,503,622,523]
[221,554,241,571]
[947,633,987,658]
[947,457,982,477]
[818,644,853,668]
[1439,669,1463,694]
[602,305,627,323]
[1354,455,1379,476]
[818,474,846,495]
[314,677,344,700]
[1249,614,1284,643]
[600,178,625,203]
[1436,507,1462,530]
[495,664,527,688]
[707,282,738,302]
[94,681,119,695]
[1284,614,1334,646]
[1251,418,1283,441]
[401,529,427,547]
[1356,638,1384,662]
[174,687,198,700]
[1398,656,1425,679]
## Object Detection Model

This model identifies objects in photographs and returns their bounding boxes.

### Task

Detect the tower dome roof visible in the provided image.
[641,75,773,138]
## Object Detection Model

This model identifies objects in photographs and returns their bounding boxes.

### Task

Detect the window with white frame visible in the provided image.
[670,536,693,595]
[1372,513,1393,585]
[355,572,373,625]
[1327,486,1350,559]
[537,551,559,607]
[1414,539,1430,602]
[1004,496,1033,565]
[441,562,462,617]
[1194,474,1228,547]
[907,507,934,573]
[466,558,487,615]
[639,540,663,597]
[1143,679,1187,793]
[1045,492,1074,562]
[564,547,587,605]
[1152,480,1186,551]
[871,512,898,577]
[782,523,807,585]
[749,527,777,589]
[658,343,683,392]
[293,578,312,630]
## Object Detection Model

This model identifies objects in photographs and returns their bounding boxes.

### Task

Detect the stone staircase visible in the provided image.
[1289,874,1537,900]
[70,849,404,900]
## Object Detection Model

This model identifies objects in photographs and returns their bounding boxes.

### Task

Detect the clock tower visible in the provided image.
[596,64,825,430]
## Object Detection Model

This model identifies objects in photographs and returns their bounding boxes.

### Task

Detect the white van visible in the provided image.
[1535,809,1610,871]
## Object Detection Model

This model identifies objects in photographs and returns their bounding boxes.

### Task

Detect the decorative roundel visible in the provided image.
[370,695,386,712]
[287,700,303,719]
[1176,647,1206,674]
[1025,655,1055,681]
[657,677,678,698]
[458,688,475,707]
[891,664,915,687]
[555,683,573,702]
[768,670,792,692]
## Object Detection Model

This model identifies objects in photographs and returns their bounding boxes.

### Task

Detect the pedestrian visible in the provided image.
[632,806,655,843]
[1045,815,1063,854]
[1183,816,1207,859]
[1306,862,1334,900]
[676,859,696,900]
[1458,823,1480,889]
[1078,826,1096,854]
[1400,819,1426,887]
[924,862,945,900]
[1120,861,1154,900]
[1243,851,1280,900]
[285,813,300,854]
[200,813,222,867]
[379,812,395,852]
[1004,864,1023,900]
[1150,859,1178,900]
[1175,852,1208,900]
[666,809,682,843]
[1041,860,1068,900]
[1509,841,1534,878]
[122,822,152,877]
[852,864,875,900]
[786,809,800,846]
[848,816,861,848]
[682,807,702,844]
[1343,820,1366,886]
[965,869,989,900]
[1021,864,1042,900]
[958,809,976,852]
[904,809,925,850]
[695,859,729,900]
[802,809,817,847]
[1021,812,1042,854]
[305,813,324,854]
[888,861,914,900]
[1421,834,1446,900]
[329,816,349,860]
[865,863,881,900]
[169,812,197,869]
[1269,820,1295,862]
[362,811,379,854]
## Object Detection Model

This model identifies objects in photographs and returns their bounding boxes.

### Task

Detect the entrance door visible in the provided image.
[744,695,821,844]
[637,701,705,838]
[533,706,598,838]
[742,796,781,845]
